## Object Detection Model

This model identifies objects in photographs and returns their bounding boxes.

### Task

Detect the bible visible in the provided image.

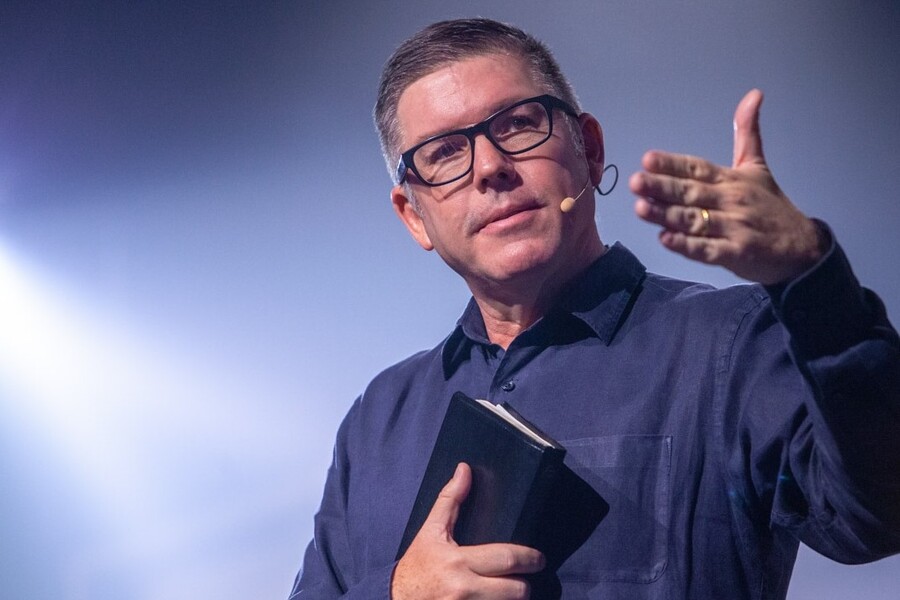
[396,391,566,559]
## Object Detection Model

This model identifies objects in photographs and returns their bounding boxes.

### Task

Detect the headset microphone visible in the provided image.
[560,179,593,213]
[560,164,619,212]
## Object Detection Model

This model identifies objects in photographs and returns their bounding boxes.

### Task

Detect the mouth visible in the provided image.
[477,201,543,234]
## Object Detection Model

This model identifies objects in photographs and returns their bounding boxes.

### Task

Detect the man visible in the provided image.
[290,18,900,599]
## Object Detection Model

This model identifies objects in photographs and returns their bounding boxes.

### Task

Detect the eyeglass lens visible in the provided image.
[413,99,552,185]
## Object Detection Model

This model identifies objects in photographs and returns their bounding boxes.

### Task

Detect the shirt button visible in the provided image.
[501,381,516,392]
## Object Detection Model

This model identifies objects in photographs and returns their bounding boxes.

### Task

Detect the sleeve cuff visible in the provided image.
[763,220,875,358]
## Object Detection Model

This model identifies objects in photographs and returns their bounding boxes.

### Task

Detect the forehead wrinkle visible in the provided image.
[397,54,539,149]
[398,68,469,146]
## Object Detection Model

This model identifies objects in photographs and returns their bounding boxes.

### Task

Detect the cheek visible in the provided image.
[425,214,478,266]
[424,217,463,253]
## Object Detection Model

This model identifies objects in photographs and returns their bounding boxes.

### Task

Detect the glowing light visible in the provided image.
[0,242,305,598]
[0,244,154,509]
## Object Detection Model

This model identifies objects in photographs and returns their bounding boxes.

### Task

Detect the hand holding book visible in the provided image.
[397,393,567,556]
[391,462,547,600]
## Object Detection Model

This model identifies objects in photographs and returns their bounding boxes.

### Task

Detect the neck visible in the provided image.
[470,236,605,350]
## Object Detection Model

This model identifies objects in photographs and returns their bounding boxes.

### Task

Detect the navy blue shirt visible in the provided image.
[290,240,900,599]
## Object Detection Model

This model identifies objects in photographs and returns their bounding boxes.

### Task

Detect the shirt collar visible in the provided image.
[441,243,647,378]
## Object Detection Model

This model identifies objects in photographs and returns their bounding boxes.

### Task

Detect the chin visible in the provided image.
[483,245,562,282]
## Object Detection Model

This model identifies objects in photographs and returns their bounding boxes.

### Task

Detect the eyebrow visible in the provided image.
[407,95,534,147]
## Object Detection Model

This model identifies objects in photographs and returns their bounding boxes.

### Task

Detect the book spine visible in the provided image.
[510,447,565,547]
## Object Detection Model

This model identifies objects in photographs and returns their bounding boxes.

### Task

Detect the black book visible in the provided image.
[396,391,566,559]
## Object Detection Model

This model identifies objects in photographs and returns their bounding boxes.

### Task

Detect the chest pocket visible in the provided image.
[557,435,672,584]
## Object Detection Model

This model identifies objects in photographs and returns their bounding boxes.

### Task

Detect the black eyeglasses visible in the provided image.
[396,94,579,187]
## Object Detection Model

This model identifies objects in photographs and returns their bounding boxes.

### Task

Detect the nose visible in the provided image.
[472,134,515,190]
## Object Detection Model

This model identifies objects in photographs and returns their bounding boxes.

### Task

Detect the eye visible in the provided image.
[491,103,546,140]
[421,136,468,165]
[512,114,540,130]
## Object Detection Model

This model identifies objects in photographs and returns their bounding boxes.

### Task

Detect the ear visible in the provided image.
[391,184,434,251]
[578,113,605,186]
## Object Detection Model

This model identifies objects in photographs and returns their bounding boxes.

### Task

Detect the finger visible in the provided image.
[636,199,721,238]
[641,150,720,183]
[629,172,722,209]
[421,463,471,542]
[658,229,739,266]
[732,89,766,168]
[448,573,531,600]
[470,575,532,600]
[464,543,546,577]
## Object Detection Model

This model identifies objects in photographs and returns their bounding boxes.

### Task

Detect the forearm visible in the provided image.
[765,226,900,557]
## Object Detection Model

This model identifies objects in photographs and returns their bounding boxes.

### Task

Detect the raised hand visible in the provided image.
[630,89,826,285]
[391,463,545,600]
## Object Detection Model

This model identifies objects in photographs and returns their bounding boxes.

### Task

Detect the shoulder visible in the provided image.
[362,344,445,402]
[348,337,450,430]
[337,339,452,460]
[620,272,779,360]
[639,272,771,323]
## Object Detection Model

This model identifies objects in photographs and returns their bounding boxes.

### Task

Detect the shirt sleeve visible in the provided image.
[723,223,900,565]
[288,398,396,600]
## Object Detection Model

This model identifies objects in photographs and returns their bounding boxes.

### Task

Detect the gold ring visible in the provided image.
[699,208,711,237]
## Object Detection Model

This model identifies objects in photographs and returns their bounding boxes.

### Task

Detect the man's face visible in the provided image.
[391,54,604,291]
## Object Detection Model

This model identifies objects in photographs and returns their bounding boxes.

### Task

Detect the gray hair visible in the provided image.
[373,18,581,184]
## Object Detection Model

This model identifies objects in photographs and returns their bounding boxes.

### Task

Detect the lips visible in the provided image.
[477,200,543,233]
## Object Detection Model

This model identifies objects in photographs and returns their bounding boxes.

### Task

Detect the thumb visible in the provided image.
[732,88,766,168]
[423,463,472,542]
